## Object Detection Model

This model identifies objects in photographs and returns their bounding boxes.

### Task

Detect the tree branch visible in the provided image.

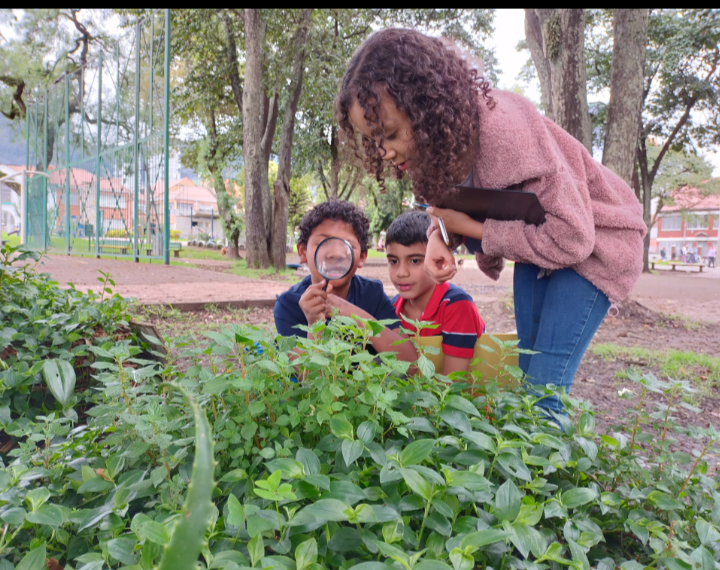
[221,11,244,114]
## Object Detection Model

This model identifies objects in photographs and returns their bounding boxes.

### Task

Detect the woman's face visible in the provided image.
[349,95,414,172]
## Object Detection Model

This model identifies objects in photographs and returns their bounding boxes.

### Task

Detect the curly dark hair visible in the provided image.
[336,28,494,204]
[297,200,370,253]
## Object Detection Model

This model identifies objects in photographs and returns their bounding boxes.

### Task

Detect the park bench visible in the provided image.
[170,242,183,258]
[99,244,129,255]
[650,261,703,272]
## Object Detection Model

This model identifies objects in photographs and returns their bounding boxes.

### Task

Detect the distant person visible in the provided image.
[708,245,716,268]
[385,211,484,376]
[681,245,688,263]
[661,246,667,260]
[273,200,416,361]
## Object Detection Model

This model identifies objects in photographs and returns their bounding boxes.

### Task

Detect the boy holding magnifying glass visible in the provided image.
[274,200,417,361]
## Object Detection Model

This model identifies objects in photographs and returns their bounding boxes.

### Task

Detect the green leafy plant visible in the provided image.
[1,266,719,570]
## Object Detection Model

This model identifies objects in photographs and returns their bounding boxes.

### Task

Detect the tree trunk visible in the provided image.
[329,126,340,199]
[602,10,648,185]
[526,9,592,153]
[271,9,312,268]
[524,10,553,117]
[242,9,270,268]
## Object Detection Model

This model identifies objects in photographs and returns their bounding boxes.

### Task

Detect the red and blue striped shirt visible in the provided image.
[392,282,485,359]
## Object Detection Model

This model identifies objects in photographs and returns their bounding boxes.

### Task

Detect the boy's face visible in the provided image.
[298,219,367,291]
[386,241,436,300]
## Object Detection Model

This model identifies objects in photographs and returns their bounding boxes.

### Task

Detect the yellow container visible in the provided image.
[416,333,520,387]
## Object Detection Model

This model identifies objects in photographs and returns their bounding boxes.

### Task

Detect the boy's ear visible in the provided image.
[298,243,308,264]
[357,250,368,268]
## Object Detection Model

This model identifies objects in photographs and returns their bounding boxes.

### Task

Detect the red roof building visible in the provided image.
[654,187,720,259]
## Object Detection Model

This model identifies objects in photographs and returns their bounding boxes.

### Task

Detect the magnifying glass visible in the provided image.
[314,237,355,291]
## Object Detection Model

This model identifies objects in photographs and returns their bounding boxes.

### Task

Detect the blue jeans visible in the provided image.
[513,263,610,414]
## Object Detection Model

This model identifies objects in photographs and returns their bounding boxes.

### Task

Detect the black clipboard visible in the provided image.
[438,186,546,226]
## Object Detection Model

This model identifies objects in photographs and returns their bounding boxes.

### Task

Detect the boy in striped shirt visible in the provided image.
[386,211,485,376]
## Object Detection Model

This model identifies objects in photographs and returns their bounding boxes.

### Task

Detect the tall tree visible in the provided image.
[524,9,592,152]
[602,10,648,185]
[270,9,312,268]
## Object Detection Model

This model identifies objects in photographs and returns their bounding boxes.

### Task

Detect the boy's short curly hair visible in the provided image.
[386,211,431,248]
[297,200,370,253]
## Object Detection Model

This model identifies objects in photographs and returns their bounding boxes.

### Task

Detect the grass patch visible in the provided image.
[592,343,720,396]
[180,246,229,261]
[228,258,300,282]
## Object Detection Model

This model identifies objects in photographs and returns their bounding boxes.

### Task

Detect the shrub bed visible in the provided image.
[0,246,719,569]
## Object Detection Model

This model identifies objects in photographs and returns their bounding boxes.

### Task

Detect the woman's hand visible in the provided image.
[427,207,484,240]
[424,229,457,283]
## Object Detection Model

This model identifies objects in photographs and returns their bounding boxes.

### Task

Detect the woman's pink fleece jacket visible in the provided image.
[471,90,647,302]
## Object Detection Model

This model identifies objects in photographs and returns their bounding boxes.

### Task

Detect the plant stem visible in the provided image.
[660,385,678,445]
[417,500,432,545]
[679,443,710,494]
[628,387,647,455]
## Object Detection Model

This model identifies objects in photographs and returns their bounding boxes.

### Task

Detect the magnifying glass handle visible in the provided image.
[322,281,328,292]
[438,217,450,247]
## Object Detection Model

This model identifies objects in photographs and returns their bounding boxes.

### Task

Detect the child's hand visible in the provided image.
[299,281,333,325]
[424,229,457,283]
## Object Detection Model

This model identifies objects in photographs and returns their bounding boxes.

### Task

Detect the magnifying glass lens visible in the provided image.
[315,237,354,287]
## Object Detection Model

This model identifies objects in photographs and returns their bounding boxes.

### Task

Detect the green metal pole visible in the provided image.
[65,74,71,254]
[24,100,30,246]
[80,68,85,159]
[149,15,154,134]
[163,9,171,265]
[133,22,141,261]
[43,94,48,251]
[96,53,103,258]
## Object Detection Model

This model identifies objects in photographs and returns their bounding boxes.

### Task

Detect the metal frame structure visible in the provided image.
[24,10,171,264]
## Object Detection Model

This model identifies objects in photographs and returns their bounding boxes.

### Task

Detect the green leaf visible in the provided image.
[141,520,171,545]
[25,504,64,527]
[416,563,453,570]
[459,529,510,550]
[227,495,246,527]
[288,499,352,526]
[450,548,474,570]
[373,540,409,565]
[627,520,649,546]
[296,448,320,475]
[2,506,27,524]
[446,471,490,492]
[506,521,546,559]
[417,355,435,378]
[568,539,589,570]
[108,537,137,565]
[462,431,496,453]
[400,468,433,501]
[249,534,264,568]
[357,421,377,443]
[446,395,481,418]
[42,359,76,408]
[78,477,114,494]
[690,545,715,570]
[342,439,364,466]
[648,490,683,511]
[562,488,598,509]
[330,417,354,440]
[514,503,543,526]
[16,543,46,570]
[399,438,436,466]
[495,479,522,522]
[241,422,258,441]
[328,527,364,552]
[426,511,452,537]
[696,519,720,546]
[295,538,317,570]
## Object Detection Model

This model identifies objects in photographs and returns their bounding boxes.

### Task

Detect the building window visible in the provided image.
[686,214,708,230]
[69,192,79,206]
[661,214,681,231]
[99,194,126,209]
[176,202,192,215]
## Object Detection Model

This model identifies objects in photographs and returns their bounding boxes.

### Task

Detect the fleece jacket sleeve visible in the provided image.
[481,168,595,269]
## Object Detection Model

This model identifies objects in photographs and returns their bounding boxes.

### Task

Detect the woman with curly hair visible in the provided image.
[336,28,647,415]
